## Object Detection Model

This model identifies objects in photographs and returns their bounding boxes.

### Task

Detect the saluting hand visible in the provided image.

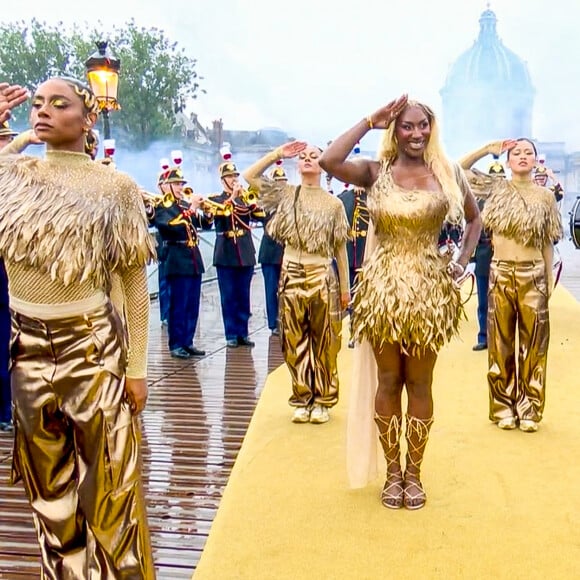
[0,83,29,124]
[278,140,308,159]
[366,94,408,130]
[494,139,518,156]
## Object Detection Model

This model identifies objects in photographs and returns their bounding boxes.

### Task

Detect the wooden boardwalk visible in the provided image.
[0,274,284,579]
[0,239,579,578]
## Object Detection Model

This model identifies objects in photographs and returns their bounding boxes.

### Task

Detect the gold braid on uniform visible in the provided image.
[258,176,350,257]
[0,151,156,378]
[482,180,563,249]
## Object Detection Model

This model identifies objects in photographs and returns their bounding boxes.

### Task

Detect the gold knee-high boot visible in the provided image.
[404,415,434,510]
[374,414,403,509]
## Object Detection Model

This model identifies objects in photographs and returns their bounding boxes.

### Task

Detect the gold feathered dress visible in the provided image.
[481,179,562,424]
[0,151,156,578]
[352,163,463,353]
[347,161,465,488]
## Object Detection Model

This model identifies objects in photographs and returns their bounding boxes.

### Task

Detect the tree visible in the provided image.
[102,20,204,148]
[0,19,204,147]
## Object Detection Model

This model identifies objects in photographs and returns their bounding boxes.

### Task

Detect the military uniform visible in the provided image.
[259,166,286,333]
[151,167,212,357]
[338,186,369,291]
[210,160,265,346]
[0,121,17,430]
[534,165,564,202]
[472,158,505,350]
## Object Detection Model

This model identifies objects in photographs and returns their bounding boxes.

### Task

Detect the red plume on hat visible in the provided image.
[220,143,232,161]
[171,149,183,166]
[218,142,239,178]
[160,158,170,171]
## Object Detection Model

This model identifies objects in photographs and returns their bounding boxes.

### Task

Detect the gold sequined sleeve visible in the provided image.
[120,265,150,379]
[111,174,156,379]
[0,130,35,155]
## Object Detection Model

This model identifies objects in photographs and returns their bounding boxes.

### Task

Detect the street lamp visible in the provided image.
[85,40,121,156]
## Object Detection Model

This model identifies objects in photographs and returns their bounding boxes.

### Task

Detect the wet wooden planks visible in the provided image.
[0,275,284,578]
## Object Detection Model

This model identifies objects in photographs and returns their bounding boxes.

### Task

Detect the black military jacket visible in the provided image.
[473,197,493,277]
[152,198,213,276]
[258,213,284,265]
[208,192,265,267]
[338,188,369,270]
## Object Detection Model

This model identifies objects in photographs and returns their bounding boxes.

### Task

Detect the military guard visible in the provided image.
[208,144,266,347]
[338,183,369,292]
[533,157,564,202]
[459,146,510,351]
[150,159,212,358]
[0,121,18,431]
[258,162,286,335]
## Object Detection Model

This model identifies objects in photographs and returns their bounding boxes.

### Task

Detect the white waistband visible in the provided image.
[9,291,108,320]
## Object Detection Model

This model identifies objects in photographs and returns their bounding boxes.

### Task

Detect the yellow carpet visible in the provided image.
[193,287,580,580]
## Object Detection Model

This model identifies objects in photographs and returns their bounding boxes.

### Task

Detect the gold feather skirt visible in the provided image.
[352,168,463,355]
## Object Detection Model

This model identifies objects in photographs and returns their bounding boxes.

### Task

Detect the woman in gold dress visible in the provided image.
[466,139,562,432]
[0,79,156,577]
[320,95,481,510]
[243,142,350,425]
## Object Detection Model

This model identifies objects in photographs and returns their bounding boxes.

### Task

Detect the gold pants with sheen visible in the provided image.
[279,259,342,408]
[487,260,549,423]
[10,302,155,579]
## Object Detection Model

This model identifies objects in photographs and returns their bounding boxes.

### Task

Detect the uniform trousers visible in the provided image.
[261,263,281,331]
[216,265,254,341]
[0,259,10,423]
[475,274,489,345]
[487,260,550,423]
[157,259,170,323]
[167,274,202,351]
[279,259,342,408]
[10,302,155,579]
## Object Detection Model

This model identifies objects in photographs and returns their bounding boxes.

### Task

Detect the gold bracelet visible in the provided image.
[366,116,374,130]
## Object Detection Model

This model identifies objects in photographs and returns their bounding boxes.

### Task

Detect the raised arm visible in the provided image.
[458,140,516,170]
[242,140,307,190]
[319,95,408,188]
[0,129,43,155]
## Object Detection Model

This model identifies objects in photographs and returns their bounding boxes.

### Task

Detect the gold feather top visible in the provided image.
[481,180,563,249]
[258,177,349,257]
[0,151,155,288]
[369,163,451,252]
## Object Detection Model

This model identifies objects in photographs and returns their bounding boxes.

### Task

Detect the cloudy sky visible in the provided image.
[5,0,579,153]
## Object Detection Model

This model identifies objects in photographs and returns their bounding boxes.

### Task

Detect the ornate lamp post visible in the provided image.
[85,41,121,157]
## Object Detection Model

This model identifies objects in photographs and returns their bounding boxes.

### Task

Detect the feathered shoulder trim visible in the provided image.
[265,182,349,257]
[0,154,155,288]
[482,180,562,248]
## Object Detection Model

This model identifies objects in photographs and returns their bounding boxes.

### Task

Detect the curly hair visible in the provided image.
[377,101,464,224]
[54,76,99,115]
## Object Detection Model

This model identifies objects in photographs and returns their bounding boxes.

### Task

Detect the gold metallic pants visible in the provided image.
[279,260,342,408]
[487,260,549,423]
[10,303,155,579]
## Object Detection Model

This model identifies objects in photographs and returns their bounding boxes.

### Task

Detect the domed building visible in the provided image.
[440,8,535,158]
